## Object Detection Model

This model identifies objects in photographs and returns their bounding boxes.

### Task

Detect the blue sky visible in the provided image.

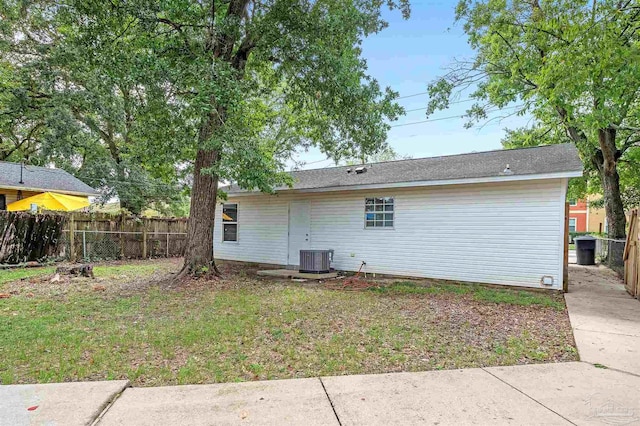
[291,0,531,169]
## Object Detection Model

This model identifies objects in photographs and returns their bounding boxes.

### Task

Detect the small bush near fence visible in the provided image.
[0,211,187,265]
[568,231,608,243]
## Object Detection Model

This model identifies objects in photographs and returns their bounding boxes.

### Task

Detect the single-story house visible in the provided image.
[214,144,583,290]
[0,161,98,210]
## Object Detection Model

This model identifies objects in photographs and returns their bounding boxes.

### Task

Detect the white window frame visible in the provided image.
[222,203,239,242]
[569,218,577,233]
[364,197,394,229]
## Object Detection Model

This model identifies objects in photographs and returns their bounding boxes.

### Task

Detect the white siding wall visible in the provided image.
[214,178,567,289]
[213,195,289,265]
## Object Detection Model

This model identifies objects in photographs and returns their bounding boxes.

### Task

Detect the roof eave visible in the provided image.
[0,183,99,197]
[225,170,583,197]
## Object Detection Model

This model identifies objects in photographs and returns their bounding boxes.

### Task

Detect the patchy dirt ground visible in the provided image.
[0,259,577,386]
[0,258,182,298]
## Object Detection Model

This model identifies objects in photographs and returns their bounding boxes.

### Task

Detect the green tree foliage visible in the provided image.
[2,0,410,274]
[426,0,640,250]
[0,1,190,214]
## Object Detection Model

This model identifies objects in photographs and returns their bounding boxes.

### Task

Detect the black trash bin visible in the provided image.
[575,235,596,265]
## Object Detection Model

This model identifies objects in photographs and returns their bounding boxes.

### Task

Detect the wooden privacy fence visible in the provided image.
[624,209,640,298]
[0,210,188,264]
[0,211,66,264]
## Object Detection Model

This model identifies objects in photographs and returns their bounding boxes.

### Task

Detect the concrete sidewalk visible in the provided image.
[4,265,640,426]
[0,380,128,426]
[4,363,639,426]
[565,264,640,375]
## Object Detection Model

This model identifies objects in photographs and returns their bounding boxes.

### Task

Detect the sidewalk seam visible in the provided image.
[481,368,577,426]
[319,377,342,426]
[573,327,640,338]
[579,361,640,378]
[90,384,129,426]
[567,295,630,300]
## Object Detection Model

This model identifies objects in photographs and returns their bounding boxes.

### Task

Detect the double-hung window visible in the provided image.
[569,218,577,233]
[365,197,394,228]
[222,203,238,242]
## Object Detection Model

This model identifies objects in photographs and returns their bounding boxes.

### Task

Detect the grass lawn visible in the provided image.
[0,259,577,386]
[0,267,56,285]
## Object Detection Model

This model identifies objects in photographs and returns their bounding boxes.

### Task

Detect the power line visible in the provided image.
[390,114,464,128]
[396,91,474,104]
[390,105,524,128]
[397,91,429,100]
[299,157,334,165]
[17,165,185,188]
[71,176,180,189]
[403,98,476,113]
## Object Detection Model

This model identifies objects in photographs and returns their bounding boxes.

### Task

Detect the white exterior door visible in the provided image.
[288,200,311,266]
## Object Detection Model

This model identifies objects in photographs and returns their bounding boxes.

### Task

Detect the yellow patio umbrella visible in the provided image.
[7,192,90,212]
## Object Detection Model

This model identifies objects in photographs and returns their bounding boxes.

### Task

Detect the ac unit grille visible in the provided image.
[300,250,332,274]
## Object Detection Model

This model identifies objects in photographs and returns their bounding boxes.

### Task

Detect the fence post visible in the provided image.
[69,213,75,261]
[119,212,125,259]
[166,233,170,258]
[142,218,148,259]
[82,230,87,261]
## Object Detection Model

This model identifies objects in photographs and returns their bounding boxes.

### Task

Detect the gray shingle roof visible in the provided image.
[226,143,582,194]
[0,162,98,196]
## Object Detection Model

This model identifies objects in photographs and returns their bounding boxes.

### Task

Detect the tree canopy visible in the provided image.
[0,1,192,214]
[427,0,640,251]
[2,0,411,274]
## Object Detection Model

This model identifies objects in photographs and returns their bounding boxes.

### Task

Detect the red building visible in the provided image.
[568,199,587,233]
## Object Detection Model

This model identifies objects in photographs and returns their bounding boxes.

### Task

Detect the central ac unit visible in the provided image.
[299,249,333,274]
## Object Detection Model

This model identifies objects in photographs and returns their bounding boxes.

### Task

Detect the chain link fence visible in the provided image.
[62,230,187,261]
[595,236,626,274]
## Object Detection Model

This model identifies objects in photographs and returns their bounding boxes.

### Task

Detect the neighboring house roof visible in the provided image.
[0,162,98,196]
[226,143,583,195]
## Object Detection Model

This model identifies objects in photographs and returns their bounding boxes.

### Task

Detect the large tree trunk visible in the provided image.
[182,148,220,276]
[178,0,250,278]
[597,127,627,267]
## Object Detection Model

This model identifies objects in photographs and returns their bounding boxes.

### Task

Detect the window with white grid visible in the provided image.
[365,197,394,228]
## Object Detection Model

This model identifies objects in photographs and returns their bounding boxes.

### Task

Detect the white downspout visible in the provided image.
[586,198,590,233]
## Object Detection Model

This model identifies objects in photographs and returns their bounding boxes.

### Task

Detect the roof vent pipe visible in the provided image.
[355,166,367,174]
[502,164,513,175]
[19,162,24,184]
